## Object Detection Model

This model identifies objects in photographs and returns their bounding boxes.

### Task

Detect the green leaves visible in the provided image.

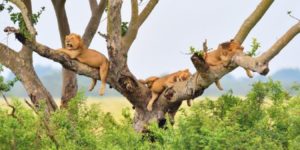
[121,21,128,37]
[247,38,260,56]
[0,80,299,149]
[9,6,45,39]
[0,64,18,93]
[189,46,204,57]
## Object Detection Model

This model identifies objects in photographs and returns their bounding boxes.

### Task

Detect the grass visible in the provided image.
[0,96,208,120]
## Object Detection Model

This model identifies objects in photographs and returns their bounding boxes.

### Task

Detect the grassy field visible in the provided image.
[0,96,209,120]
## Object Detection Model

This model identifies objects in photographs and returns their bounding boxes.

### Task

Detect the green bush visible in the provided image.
[0,80,300,149]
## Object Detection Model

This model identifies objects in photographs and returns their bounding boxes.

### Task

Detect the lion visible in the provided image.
[57,33,110,96]
[204,40,253,90]
[175,69,193,106]
[141,69,191,111]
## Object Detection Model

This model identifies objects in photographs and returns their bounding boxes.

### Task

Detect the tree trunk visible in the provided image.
[51,0,77,108]
[0,44,57,112]
[16,62,57,112]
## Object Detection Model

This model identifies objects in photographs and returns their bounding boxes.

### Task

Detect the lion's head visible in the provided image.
[178,69,191,81]
[220,40,244,52]
[64,33,85,50]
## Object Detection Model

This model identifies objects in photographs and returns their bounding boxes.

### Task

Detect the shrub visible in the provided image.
[0,80,299,149]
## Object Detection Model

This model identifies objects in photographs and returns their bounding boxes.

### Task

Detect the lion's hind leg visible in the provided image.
[88,79,97,91]
[147,92,159,111]
[99,61,109,96]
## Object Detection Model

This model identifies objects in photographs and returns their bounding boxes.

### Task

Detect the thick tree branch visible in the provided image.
[51,0,78,107]
[18,0,34,61]
[232,52,269,75]
[233,22,300,75]
[83,0,107,47]
[23,41,105,82]
[51,0,70,46]
[89,0,98,12]
[122,0,138,51]
[122,0,158,52]
[9,0,37,36]
[234,0,274,43]
[137,0,158,28]
[0,43,20,69]
[258,22,300,63]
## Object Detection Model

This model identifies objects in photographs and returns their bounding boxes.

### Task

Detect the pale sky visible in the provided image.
[0,0,300,79]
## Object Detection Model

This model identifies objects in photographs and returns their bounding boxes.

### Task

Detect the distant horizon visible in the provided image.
[3,64,300,80]
[3,66,300,98]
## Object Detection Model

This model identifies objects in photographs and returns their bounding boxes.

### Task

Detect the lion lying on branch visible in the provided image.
[140,69,191,111]
[57,33,110,96]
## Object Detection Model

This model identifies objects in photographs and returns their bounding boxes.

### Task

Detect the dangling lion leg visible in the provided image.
[99,62,109,96]
[215,79,223,91]
[88,79,97,91]
[245,68,253,78]
[147,92,159,111]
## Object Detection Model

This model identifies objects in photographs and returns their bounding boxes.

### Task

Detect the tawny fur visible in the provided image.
[57,33,109,96]
[204,40,253,90]
[141,69,191,111]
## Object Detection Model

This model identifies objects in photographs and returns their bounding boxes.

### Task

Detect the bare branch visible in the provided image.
[0,43,20,69]
[234,0,274,43]
[122,0,159,52]
[137,0,158,28]
[232,22,300,75]
[107,0,123,54]
[258,22,300,63]
[2,93,17,118]
[89,0,98,12]
[9,0,37,36]
[288,12,300,21]
[232,52,269,75]
[83,0,108,47]
[98,31,108,39]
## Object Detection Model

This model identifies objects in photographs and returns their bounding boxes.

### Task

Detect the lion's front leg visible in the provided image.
[57,48,79,59]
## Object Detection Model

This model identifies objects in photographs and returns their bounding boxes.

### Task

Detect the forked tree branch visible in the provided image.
[137,0,158,28]
[0,43,20,69]
[9,0,37,36]
[153,0,297,111]
[258,22,300,63]
[122,0,159,52]
[83,0,107,46]
[89,0,98,12]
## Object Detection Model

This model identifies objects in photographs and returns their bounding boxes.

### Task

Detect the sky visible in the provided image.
[0,0,300,79]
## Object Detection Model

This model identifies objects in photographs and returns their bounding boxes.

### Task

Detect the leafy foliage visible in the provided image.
[8,6,45,39]
[121,22,129,37]
[0,80,300,149]
[189,46,204,57]
[247,38,260,56]
[0,65,18,93]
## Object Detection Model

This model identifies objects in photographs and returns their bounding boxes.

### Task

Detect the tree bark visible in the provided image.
[0,44,57,112]
[51,0,77,108]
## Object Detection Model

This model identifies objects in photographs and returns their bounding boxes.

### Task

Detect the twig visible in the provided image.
[203,39,208,60]
[98,31,108,40]
[288,12,300,21]
[25,99,59,149]
[2,93,17,118]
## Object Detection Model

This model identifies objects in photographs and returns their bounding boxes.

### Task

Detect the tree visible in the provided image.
[0,0,299,132]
